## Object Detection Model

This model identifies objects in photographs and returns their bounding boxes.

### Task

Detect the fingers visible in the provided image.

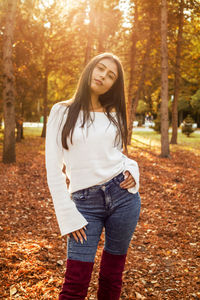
[80,227,87,242]
[72,231,81,243]
[70,226,87,244]
[120,172,136,189]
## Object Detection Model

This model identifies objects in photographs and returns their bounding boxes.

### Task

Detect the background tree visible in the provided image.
[160,0,170,157]
[191,89,200,124]
[2,0,17,163]
[126,1,139,145]
[170,0,184,144]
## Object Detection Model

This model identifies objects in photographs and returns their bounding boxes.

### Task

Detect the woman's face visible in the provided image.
[90,58,118,96]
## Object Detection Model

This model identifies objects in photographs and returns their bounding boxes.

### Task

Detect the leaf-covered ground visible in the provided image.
[0,136,199,299]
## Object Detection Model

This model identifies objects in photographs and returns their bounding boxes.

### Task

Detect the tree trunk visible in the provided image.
[127,21,153,145]
[16,118,22,142]
[21,100,24,139]
[2,0,17,163]
[160,0,170,157]
[171,0,184,144]
[127,4,139,145]
[41,67,48,138]
[179,110,183,125]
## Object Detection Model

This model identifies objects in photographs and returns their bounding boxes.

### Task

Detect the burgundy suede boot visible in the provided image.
[59,259,94,300]
[97,250,127,300]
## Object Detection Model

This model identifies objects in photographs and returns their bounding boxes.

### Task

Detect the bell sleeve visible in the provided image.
[45,103,88,237]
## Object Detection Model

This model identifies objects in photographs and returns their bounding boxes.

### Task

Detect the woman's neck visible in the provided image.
[90,92,102,110]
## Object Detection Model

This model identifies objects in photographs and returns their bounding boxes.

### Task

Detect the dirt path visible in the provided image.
[0,137,199,299]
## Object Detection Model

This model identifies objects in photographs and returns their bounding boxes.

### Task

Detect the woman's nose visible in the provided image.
[100,70,106,79]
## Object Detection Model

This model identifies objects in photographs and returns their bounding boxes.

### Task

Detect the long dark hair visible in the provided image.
[59,52,128,153]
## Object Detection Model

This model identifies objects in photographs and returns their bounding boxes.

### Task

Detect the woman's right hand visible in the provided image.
[67,226,87,244]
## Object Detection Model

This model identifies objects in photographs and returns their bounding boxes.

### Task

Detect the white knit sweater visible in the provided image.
[45,101,140,236]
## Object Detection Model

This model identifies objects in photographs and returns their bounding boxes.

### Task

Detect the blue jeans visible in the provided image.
[67,171,141,262]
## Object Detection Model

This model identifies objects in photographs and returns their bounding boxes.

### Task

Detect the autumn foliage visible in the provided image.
[0,137,199,299]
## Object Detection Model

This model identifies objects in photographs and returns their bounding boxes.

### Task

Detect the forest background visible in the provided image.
[0,0,200,139]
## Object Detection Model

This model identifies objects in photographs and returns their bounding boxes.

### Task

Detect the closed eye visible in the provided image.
[97,66,104,71]
[109,74,114,80]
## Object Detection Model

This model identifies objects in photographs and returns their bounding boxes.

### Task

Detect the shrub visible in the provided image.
[151,116,161,133]
[181,115,195,137]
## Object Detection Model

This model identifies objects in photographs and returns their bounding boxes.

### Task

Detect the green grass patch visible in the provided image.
[23,127,43,137]
[132,129,200,153]
[0,127,42,140]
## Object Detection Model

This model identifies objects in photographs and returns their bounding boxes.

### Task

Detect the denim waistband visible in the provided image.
[72,171,125,196]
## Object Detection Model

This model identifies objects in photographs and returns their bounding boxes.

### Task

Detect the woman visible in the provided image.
[45,52,141,300]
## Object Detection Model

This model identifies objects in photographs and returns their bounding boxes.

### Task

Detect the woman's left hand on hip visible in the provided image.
[120,171,136,189]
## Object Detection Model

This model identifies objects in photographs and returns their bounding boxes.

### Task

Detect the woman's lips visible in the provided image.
[94,79,103,85]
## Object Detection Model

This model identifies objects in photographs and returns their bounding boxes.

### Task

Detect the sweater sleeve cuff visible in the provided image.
[122,154,140,194]
[58,206,89,237]
[123,168,140,194]
[51,189,89,237]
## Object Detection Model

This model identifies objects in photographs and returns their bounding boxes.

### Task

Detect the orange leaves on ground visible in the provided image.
[0,137,199,299]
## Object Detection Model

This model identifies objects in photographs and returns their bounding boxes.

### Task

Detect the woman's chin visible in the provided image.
[91,87,104,96]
